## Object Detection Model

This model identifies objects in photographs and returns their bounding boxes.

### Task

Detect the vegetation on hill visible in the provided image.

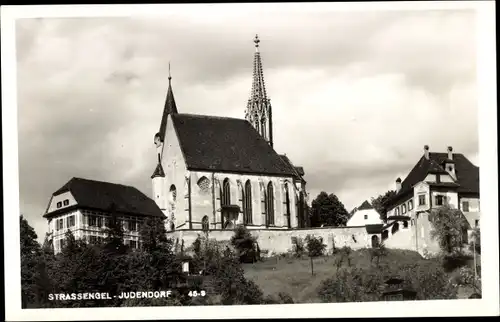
[21,214,480,308]
[370,190,397,222]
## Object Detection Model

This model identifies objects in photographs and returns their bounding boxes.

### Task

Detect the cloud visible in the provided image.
[15,8,478,241]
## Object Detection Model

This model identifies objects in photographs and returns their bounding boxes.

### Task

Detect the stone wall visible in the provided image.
[167,226,370,255]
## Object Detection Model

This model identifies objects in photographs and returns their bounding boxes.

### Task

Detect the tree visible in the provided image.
[20,215,42,307]
[469,227,481,255]
[429,204,470,255]
[371,190,396,222]
[310,192,349,227]
[230,225,258,263]
[102,204,127,254]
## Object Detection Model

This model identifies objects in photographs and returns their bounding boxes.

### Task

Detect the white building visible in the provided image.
[347,200,383,227]
[43,177,165,253]
[150,35,309,232]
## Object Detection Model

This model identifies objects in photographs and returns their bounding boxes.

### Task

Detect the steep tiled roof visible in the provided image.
[172,113,297,176]
[151,162,165,179]
[387,152,479,205]
[366,224,383,234]
[46,177,165,218]
[357,200,373,211]
[156,79,178,142]
[279,154,306,182]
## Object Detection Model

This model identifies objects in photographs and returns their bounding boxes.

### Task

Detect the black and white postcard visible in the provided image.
[2,1,498,320]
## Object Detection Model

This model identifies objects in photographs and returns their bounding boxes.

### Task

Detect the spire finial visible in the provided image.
[254,34,260,51]
[168,61,172,82]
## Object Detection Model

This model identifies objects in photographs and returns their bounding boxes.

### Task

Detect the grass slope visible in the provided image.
[243,248,476,303]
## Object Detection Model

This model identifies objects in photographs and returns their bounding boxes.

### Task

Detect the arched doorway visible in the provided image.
[382,230,389,241]
[391,222,400,234]
[371,235,380,248]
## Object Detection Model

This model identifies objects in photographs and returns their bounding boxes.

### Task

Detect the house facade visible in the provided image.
[381,145,480,255]
[43,177,165,254]
[347,200,384,227]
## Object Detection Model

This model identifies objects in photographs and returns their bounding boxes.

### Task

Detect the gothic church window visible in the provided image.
[221,178,231,227]
[266,182,275,226]
[169,185,177,203]
[244,180,253,225]
[197,177,210,194]
[283,183,291,228]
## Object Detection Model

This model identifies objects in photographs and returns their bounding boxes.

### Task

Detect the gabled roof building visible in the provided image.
[380,145,480,255]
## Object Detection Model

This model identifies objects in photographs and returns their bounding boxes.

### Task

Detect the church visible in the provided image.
[151,35,309,232]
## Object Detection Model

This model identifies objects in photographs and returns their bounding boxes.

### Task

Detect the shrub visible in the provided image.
[305,235,326,257]
[335,246,352,268]
[369,243,388,267]
[262,292,295,304]
[230,225,259,263]
[292,237,306,258]
[469,228,481,255]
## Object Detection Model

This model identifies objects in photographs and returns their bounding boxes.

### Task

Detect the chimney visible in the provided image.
[396,177,402,193]
[447,146,453,160]
[424,145,430,160]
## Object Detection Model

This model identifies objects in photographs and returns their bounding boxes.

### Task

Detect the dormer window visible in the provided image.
[402,204,407,214]
[56,202,62,208]
[63,199,69,206]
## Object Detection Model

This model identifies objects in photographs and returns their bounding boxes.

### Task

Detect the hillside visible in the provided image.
[243,248,478,303]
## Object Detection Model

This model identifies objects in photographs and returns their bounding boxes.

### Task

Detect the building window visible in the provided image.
[462,201,470,212]
[403,221,409,229]
[265,182,275,226]
[129,240,137,249]
[128,220,137,232]
[411,219,415,226]
[89,216,103,228]
[436,195,444,206]
[197,176,210,194]
[57,218,63,231]
[395,207,399,216]
[221,178,231,227]
[202,216,209,231]
[244,180,253,225]
[408,199,413,210]
[402,204,407,214]
[56,202,62,208]
[364,215,368,220]
[418,194,426,206]
[67,215,75,228]
[475,219,479,228]
[63,199,69,206]
[169,185,177,203]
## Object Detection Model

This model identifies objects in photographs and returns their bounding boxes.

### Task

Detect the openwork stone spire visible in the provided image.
[245,34,273,147]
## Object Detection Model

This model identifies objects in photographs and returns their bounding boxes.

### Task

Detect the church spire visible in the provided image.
[245,34,273,147]
[155,63,178,143]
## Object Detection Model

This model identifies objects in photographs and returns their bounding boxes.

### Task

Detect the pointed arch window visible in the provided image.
[265,182,275,226]
[244,180,253,225]
[197,176,210,194]
[283,183,291,228]
[221,178,231,227]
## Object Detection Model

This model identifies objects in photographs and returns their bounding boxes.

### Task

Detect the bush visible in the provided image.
[305,235,326,257]
[469,228,481,255]
[335,246,352,268]
[262,292,295,304]
[369,243,388,267]
[318,259,457,302]
[292,237,306,258]
[230,225,259,263]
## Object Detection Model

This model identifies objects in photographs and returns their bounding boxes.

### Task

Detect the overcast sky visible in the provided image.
[15,7,479,241]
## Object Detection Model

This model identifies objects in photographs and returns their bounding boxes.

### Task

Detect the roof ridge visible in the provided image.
[175,113,247,122]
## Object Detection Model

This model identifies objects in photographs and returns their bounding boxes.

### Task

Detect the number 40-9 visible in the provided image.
[188,290,206,297]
